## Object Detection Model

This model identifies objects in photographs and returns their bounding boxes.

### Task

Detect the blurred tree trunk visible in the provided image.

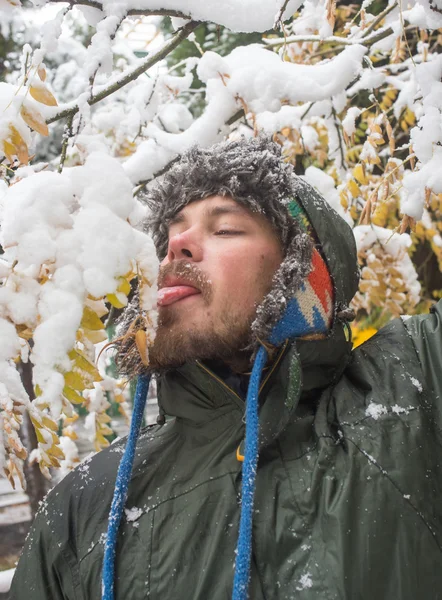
[18,361,48,518]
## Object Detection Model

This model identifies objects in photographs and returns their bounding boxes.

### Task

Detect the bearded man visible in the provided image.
[11,137,442,600]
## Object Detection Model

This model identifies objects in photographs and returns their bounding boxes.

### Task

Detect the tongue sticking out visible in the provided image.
[157,285,200,307]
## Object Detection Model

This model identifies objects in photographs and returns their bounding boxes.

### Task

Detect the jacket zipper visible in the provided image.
[196,340,289,403]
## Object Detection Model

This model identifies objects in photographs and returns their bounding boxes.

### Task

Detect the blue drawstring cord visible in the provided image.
[102,344,269,600]
[101,373,151,600]
[232,344,268,600]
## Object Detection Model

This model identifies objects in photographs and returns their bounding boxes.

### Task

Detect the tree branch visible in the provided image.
[273,0,291,30]
[331,106,346,170]
[264,34,354,48]
[264,21,400,51]
[50,0,192,19]
[46,20,200,124]
[58,113,74,173]
[360,2,398,39]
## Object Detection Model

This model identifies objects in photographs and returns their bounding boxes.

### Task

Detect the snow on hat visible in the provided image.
[103,136,336,600]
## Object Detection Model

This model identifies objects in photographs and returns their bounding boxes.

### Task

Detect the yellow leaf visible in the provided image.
[96,433,110,446]
[48,455,61,468]
[33,426,46,445]
[96,412,112,424]
[2,140,15,163]
[353,164,368,185]
[5,126,29,164]
[41,416,58,432]
[68,349,102,381]
[29,85,58,107]
[20,104,49,136]
[348,179,361,198]
[49,444,65,460]
[98,424,113,436]
[107,293,127,309]
[82,329,108,344]
[135,329,149,366]
[63,385,85,404]
[386,89,397,100]
[117,277,131,296]
[62,428,78,440]
[404,109,415,126]
[63,413,79,425]
[81,306,105,330]
[64,371,86,391]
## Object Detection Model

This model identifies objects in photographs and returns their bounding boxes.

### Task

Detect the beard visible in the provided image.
[148,308,254,373]
[147,261,255,373]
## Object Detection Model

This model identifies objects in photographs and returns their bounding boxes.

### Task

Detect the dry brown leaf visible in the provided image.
[20,104,49,136]
[326,0,337,29]
[399,215,416,234]
[425,187,432,207]
[37,65,47,82]
[385,119,395,155]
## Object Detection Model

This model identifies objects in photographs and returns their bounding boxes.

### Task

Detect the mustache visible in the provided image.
[158,260,213,304]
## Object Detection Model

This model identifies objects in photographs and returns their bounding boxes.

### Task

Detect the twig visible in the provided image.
[264,34,354,48]
[359,2,398,39]
[273,0,291,30]
[301,102,314,120]
[46,21,199,125]
[331,106,346,170]
[58,113,74,173]
[397,0,416,66]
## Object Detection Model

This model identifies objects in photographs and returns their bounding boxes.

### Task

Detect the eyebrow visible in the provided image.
[168,204,248,227]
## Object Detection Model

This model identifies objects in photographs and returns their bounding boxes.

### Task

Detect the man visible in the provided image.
[11,137,442,599]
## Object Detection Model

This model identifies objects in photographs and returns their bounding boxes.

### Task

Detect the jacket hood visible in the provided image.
[114,136,359,378]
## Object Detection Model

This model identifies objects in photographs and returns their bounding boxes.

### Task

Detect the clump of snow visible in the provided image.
[401,55,442,221]
[125,506,143,522]
[409,376,423,393]
[342,107,362,137]
[303,166,353,226]
[391,404,411,415]
[296,572,313,591]
[365,402,388,420]
[59,435,80,477]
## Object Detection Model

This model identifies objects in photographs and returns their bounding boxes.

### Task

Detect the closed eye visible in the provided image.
[214,230,244,236]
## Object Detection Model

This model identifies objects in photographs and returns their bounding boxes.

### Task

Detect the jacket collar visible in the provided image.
[157,322,352,445]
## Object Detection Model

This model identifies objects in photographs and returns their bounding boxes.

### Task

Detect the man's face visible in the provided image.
[148,195,283,371]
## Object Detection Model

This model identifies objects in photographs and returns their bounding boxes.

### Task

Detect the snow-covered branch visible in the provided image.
[46,20,199,124]
[50,0,193,19]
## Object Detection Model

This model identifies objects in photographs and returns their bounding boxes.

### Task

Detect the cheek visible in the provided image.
[214,250,278,306]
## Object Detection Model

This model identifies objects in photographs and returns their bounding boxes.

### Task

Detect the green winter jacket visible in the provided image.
[11,180,442,599]
[10,301,442,599]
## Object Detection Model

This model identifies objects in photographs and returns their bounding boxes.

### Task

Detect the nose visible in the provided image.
[165,229,203,263]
